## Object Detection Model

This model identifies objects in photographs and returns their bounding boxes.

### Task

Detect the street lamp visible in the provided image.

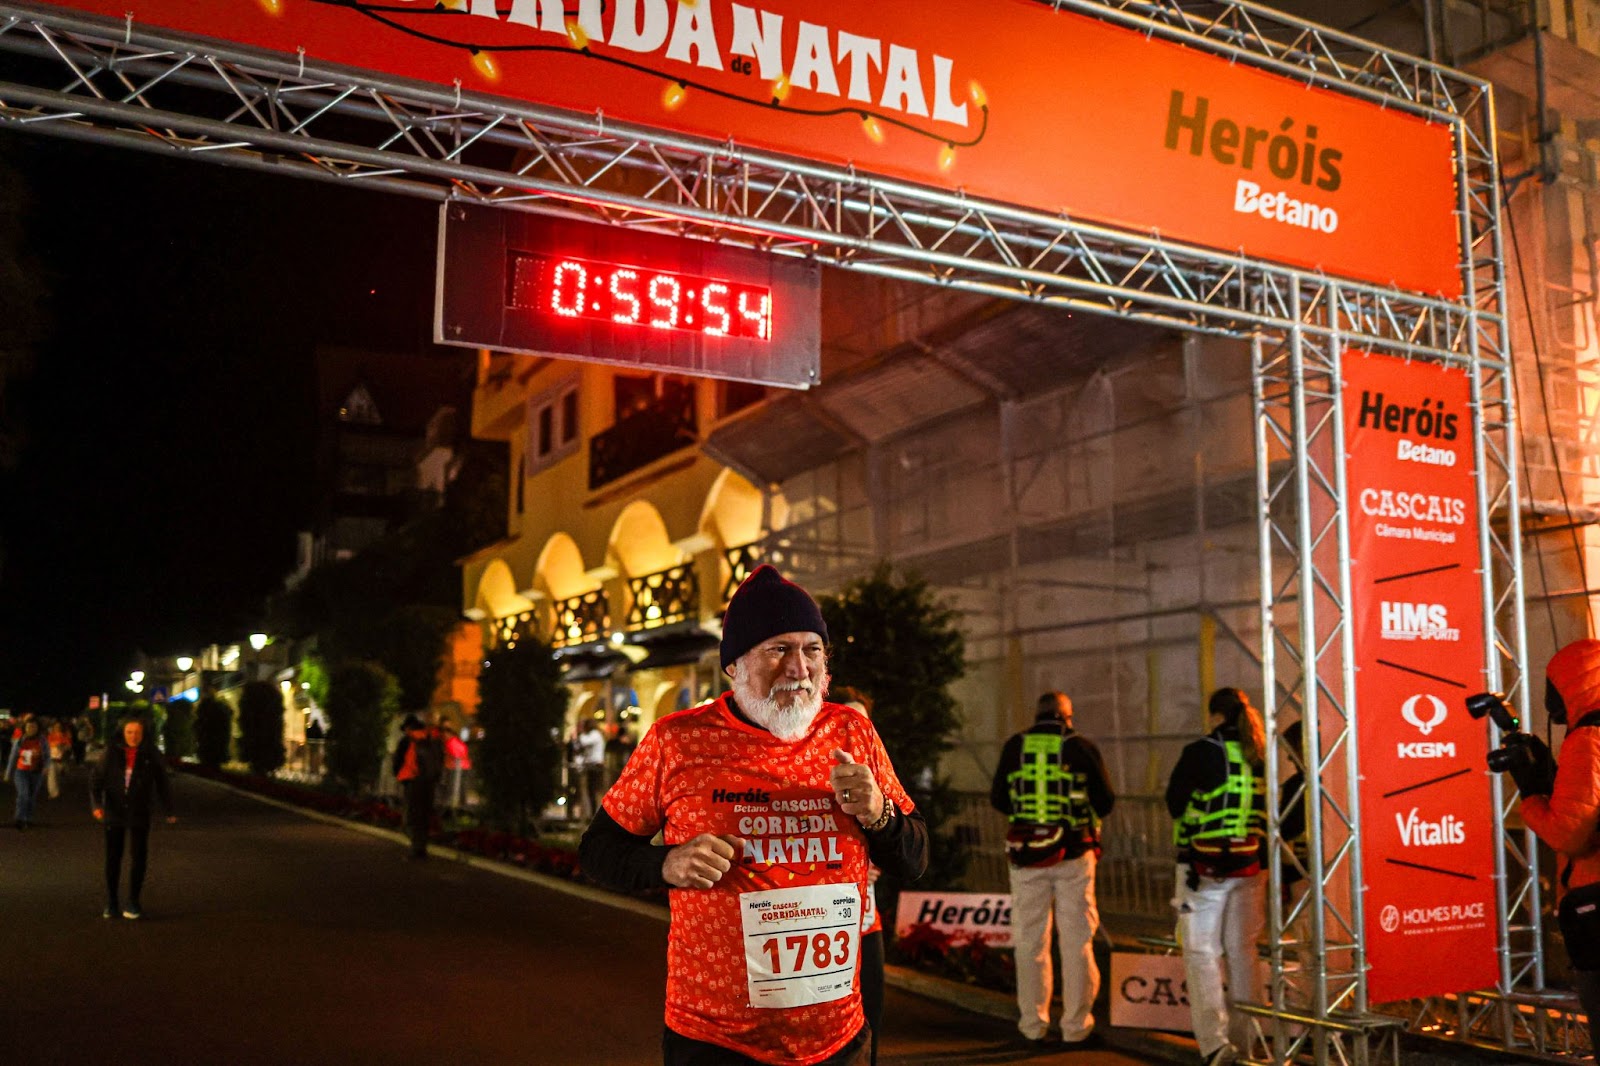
[249,633,269,651]
[130,670,145,684]
[176,656,193,672]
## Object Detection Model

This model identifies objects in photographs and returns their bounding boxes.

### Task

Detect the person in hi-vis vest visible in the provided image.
[989,691,1115,1049]
[1165,687,1270,1066]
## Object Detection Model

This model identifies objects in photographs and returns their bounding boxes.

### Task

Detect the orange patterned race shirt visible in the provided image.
[604,695,914,1065]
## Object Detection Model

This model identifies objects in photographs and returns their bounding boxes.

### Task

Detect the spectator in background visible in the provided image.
[443,723,471,811]
[1166,687,1269,1066]
[91,717,175,919]
[46,718,71,799]
[989,691,1115,1050]
[5,717,50,829]
[392,714,445,860]
[571,717,606,819]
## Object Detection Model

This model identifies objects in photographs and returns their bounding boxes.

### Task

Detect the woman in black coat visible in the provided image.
[90,718,175,919]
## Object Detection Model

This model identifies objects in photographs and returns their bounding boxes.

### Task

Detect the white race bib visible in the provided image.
[740,883,859,1009]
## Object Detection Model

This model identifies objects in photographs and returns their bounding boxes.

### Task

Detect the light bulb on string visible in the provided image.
[938,143,957,172]
[662,81,688,111]
[861,115,885,145]
[470,49,500,82]
[565,19,590,50]
[968,81,987,109]
[256,0,283,13]
[770,73,791,104]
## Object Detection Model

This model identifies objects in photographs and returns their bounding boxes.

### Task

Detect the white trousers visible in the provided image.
[1173,866,1266,1057]
[1008,852,1099,1041]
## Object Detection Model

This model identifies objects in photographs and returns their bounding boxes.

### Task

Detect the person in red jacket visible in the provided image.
[1515,638,1600,1049]
[392,715,444,860]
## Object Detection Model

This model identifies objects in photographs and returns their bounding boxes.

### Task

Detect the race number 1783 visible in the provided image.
[741,884,861,1009]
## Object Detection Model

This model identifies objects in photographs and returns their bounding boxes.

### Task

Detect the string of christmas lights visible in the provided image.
[297,0,991,167]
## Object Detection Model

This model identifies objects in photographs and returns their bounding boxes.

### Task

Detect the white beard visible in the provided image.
[732,666,828,741]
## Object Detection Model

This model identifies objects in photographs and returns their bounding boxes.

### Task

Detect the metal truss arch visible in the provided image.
[0,2,1551,1062]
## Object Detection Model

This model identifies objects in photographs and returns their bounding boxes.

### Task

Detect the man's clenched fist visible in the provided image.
[663,833,743,889]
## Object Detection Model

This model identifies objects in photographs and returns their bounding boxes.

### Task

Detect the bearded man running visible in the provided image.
[580,565,928,1065]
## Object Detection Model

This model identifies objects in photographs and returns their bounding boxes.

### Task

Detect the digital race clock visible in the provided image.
[436,206,821,389]
[508,253,773,341]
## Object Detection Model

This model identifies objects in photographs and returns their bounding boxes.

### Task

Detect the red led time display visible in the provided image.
[439,207,820,389]
[510,253,772,341]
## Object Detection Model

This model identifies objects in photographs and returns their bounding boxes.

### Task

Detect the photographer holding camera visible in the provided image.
[1472,638,1600,1046]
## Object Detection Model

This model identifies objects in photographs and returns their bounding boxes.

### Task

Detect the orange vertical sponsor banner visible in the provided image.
[1342,352,1497,1003]
[43,0,1461,296]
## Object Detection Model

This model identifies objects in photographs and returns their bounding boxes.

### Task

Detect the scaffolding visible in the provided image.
[0,1,1546,1061]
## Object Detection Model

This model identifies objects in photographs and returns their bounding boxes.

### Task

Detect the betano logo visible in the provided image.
[1233,180,1338,233]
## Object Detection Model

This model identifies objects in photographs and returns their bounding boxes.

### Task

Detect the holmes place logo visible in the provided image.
[1381,602,1460,643]
[1399,694,1455,759]
[1380,905,1401,933]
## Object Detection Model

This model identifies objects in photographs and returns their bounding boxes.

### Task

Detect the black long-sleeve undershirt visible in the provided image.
[579,802,930,892]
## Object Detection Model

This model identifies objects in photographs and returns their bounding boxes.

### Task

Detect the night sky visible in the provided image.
[0,132,442,712]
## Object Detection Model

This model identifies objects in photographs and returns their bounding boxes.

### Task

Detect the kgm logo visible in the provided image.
[1398,694,1454,759]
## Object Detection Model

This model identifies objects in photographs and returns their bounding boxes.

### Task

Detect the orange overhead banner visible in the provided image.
[44,0,1463,296]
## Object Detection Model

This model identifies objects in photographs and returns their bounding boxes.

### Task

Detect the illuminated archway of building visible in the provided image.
[700,470,786,603]
[568,689,597,732]
[607,500,690,627]
[474,559,534,642]
[645,678,682,731]
[608,500,684,578]
[534,532,596,601]
[700,468,787,548]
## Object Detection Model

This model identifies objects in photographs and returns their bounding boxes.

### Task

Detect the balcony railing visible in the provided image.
[723,542,763,601]
[627,563,699,630]
[552,589,610,648]
[491,610,537,651]
[588,383,697,490]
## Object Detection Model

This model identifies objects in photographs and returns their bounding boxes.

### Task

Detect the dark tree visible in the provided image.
[162,697,196,759]
[477,637,567,836]
[194,695,233,769]
[367,604,458,712]
[325,659,398,791]
[237,680,287,776]
[820,563,968,887]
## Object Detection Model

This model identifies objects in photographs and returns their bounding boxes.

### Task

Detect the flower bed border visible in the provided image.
[173,760,582,880]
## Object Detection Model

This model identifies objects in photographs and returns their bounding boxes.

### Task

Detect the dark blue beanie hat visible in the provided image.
[720,565,828,672]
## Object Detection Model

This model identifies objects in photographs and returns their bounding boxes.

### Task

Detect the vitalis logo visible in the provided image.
[1395,807,1466,847]
[1398,694,1455,759]
[1380,602,1460,643]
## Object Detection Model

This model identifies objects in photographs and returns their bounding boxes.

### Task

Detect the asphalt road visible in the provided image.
[0,765,1158,1066]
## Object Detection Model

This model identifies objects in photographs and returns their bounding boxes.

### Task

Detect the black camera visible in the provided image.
[1466,691,1555,795]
